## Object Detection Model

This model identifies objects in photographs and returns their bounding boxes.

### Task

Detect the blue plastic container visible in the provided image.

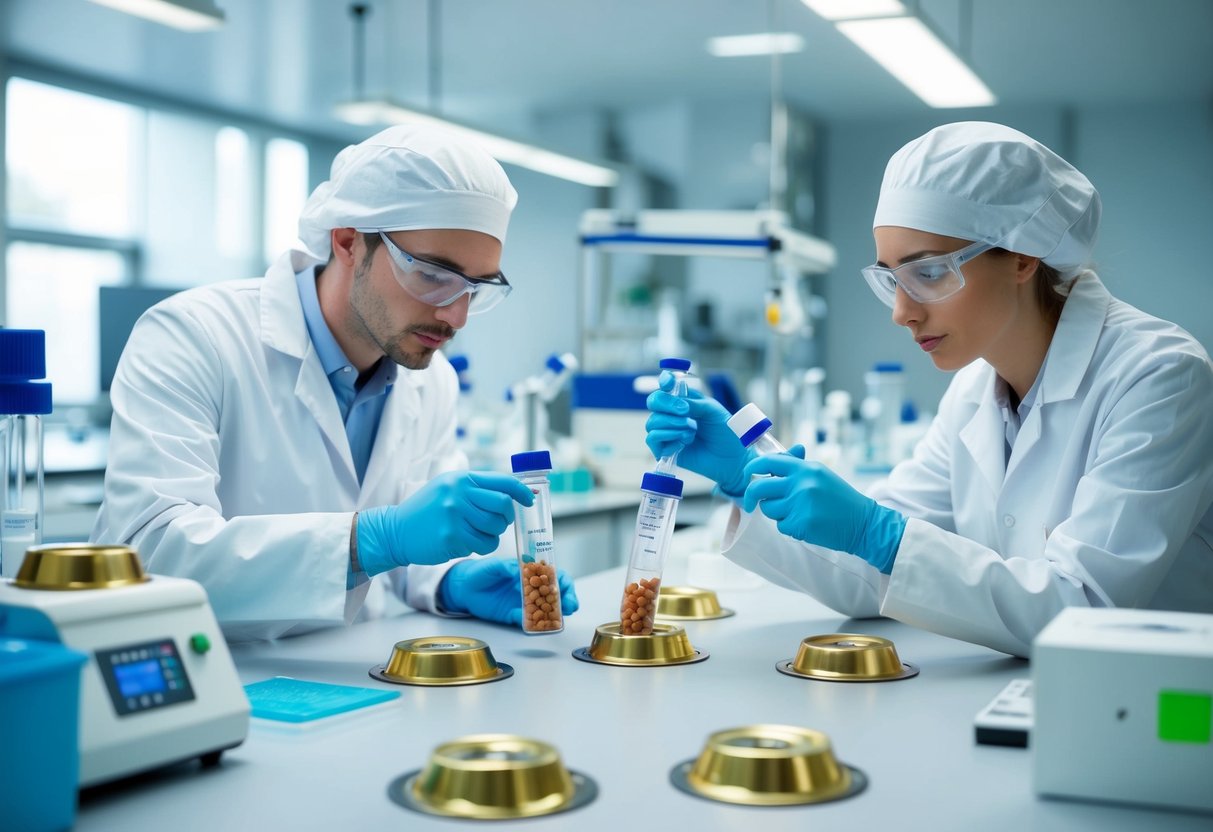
[0,637,87,832]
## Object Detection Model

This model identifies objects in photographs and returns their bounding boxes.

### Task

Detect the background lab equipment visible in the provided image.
[0,544,249,787]
[1033,607,1213,813]
[1,328,52,578]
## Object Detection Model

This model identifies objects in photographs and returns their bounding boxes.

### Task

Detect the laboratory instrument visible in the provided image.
[1,329,52,579]
[1033,607,1213,813]
[389,734,598,820]
[653,357,693,475]
[512,450,562,634]
[0,544,249,787]
[371,636,514,686]
[727,402,788,456]
[776,633,918,682]
[619,472,683,635]
[575,620,707,667]
[498,353,578,465]
[973,678,1032,748]
[577,209,836,431]
[669,724,867,807]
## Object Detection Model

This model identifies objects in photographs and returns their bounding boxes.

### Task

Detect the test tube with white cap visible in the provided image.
[652,358,693,476]
[619,472,684,635]
[727,402,788,456]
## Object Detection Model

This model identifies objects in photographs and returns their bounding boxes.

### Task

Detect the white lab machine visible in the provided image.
[0,545,249,787]
[1033,607,1213,814]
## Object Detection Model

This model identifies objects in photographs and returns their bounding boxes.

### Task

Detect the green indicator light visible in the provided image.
[190,633,212,655]
[1158,690,1212,744]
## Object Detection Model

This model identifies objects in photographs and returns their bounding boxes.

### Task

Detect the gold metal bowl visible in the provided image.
[777,633,918,682]
[669,724,867,806]
[388,734,597,819]
[370,636,513,686]
[13,544,149,591]
[571,621,708,666]
[654,586,735,621]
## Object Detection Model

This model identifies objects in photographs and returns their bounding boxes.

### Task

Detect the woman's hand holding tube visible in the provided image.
[644,371,753,496]
[741,445,907,574]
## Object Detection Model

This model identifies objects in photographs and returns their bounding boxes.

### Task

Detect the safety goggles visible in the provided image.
[375,232,512,314]
[860,240,993,308]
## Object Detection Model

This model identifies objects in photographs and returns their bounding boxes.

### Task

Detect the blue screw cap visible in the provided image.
[511,450,552,474]
[641,472,684,499]
[0,330,47,381]
[659,357,692,372]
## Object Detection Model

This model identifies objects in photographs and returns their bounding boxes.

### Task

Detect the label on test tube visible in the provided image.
[1,509,37,578]
[516,499,553,564]
[633,494,671,568]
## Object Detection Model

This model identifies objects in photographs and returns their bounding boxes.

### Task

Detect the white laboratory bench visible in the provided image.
[73,561,1209,831]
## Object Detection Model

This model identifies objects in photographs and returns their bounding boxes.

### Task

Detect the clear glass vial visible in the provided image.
[619,472,684,635]
[1,329,52,579]
[511,450,562,634]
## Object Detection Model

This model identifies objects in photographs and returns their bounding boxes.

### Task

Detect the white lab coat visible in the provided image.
[722,272,1213,657]
[92,251,469,641]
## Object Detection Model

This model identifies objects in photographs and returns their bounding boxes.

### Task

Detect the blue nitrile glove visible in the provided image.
[645,370,753,497]
[356,471,534,577]
[438,557,580,626]
[741,445,907,574]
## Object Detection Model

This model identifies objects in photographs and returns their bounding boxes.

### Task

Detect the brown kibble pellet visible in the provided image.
[519,560,563,633]
[618,576,661,635]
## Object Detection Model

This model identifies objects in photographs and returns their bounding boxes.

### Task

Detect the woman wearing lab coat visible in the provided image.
[646,122,1213,657]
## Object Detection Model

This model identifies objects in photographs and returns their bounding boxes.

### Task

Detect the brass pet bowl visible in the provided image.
[670,724,867,806]
[571,622,708,666]
[388,734,597,820]
[777,633,918,682]
[654,586,735,621]
[13,544,149,591]
[370,636,513,686]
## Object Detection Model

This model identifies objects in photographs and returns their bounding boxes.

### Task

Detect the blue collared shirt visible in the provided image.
[295,266,396,484]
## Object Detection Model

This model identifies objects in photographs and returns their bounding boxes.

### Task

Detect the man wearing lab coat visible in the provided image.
[92,125,578,641]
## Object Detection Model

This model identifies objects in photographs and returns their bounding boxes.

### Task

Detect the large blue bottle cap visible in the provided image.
[448,354,469,372]
[0,329,47,381]
[545,354,566,374]
[659,357,692,372]
[511,450,552,473]
[874,362,904,373]
[0,382,53,415]
[641,472,684,499]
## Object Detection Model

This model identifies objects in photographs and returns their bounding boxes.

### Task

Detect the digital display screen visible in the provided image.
[113,659,168,697]
[96,638,196,716]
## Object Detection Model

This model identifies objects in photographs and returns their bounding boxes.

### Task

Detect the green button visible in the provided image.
[189,633,212,655]
[1158,690,1212,744]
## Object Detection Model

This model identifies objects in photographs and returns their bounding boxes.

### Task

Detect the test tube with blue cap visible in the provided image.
[511,450,563,634]
[652,358,693,476]
[619,472,684,635]
[1,329,52,578]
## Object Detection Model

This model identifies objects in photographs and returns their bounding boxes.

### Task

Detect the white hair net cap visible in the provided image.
[294,124,518,265]
[873,122,1100,276]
